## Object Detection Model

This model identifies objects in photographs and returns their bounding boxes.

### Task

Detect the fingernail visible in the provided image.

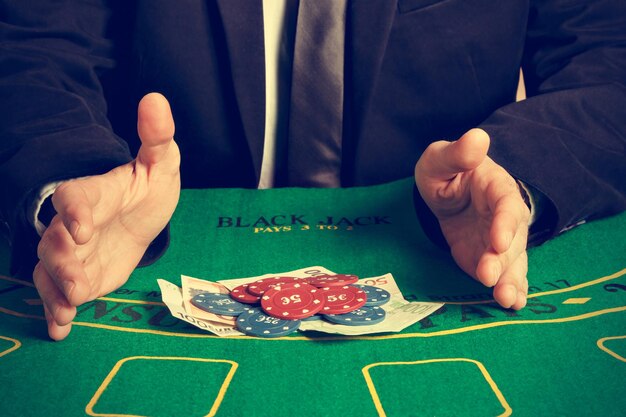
[70,220,80,239]
[62,280,75,299]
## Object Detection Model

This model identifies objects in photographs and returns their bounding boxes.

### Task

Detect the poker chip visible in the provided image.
[183,271,392,337]
[261,283,325,319]
[305,274,359,288]
[353,284,391,306]
[247,276,302,296]
[229,284,261,304]
[319,285,366,314]
[323,306,386,326]
[236,308,301,338]
[191,292,249,316]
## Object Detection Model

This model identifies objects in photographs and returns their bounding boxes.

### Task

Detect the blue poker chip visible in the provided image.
[323,306,386,326]
[301,314,322,321]
[236,308,301,338]
[353,285,391,307]
[191,292,249,316]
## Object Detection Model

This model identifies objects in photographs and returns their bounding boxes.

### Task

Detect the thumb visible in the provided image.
[416,128,490,182]
[136,92,176,166]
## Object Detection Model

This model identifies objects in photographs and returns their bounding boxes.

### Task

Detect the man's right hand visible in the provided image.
[33,93,181,341]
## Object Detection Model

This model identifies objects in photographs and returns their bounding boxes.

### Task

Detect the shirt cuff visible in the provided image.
[29,181,64,236]
[517,180,539,227]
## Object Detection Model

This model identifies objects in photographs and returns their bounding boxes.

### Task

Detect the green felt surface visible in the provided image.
[1,178,625,417]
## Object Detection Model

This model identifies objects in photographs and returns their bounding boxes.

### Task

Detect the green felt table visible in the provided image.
[1,178,625,417]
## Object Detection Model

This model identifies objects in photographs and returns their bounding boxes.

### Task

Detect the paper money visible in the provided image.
[298,273,444,335]
[157,267,335,337]
[159,267,444,337]
[157,279,243,337]
[181,275,236,325]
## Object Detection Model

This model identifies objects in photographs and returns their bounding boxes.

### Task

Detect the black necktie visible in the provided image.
[287,0,347,187]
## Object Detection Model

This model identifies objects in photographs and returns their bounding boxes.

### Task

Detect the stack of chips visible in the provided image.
[190,274,391,338]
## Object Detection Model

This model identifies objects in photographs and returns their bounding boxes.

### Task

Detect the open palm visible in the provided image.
[415,129,530,310]
[34,93,181,340]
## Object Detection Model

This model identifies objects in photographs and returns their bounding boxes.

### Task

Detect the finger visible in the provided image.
[33,262,77,326]
[476,220,528,287]
[44,304,72,341]
[490,193,530,254]
[51,181,97,245]
[492,252,528,310]
[37,218,92,306]
[137,92,176,166]
[416,128,490,182]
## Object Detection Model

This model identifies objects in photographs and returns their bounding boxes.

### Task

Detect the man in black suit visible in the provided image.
[1,0,625,340]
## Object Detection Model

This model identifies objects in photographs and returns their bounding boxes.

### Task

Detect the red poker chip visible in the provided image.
[319,285,366,314]
[248,276,303,296]
[261,282,325,320]
[229,284,261,304]
[305,274,359,288]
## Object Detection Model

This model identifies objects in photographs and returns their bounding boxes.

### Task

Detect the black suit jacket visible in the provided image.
[1,0,626,278]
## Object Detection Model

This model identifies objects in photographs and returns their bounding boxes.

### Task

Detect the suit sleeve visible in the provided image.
[479,0,626,245]
[0,0,133,278]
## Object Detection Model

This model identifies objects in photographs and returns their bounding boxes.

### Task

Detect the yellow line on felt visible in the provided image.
[0,300,624,342]
[562,297,591,305]
[0,268,626,306]
[346,306,626,341]
[362,358,512,417]
[0,335,22,358]
[85,356,238,417]
[71,321,244,339]
[95,267,626,306]
[70,305,626,341]
[97,297,165,307]
[444,267,626,305]
[1,268,625,341]
[526,267,626,299]
[2,267,625,307]
[597,335,626,363]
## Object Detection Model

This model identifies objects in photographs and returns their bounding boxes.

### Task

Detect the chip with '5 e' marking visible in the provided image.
[319,285,366,314]
[261,283,325,319]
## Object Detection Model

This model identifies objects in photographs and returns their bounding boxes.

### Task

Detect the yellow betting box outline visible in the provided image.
[362,358,512,417]
[0,335,21,358]
[85,356,238,417]
[597,335,626,363]
[0,267,625,341]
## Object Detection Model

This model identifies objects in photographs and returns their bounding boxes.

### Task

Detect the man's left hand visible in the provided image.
[415,128,530,310]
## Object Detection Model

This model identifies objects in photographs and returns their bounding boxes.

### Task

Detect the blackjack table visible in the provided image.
[1,178,625,417]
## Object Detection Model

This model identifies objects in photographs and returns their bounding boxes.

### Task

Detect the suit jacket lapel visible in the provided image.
[217,0,265,183]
